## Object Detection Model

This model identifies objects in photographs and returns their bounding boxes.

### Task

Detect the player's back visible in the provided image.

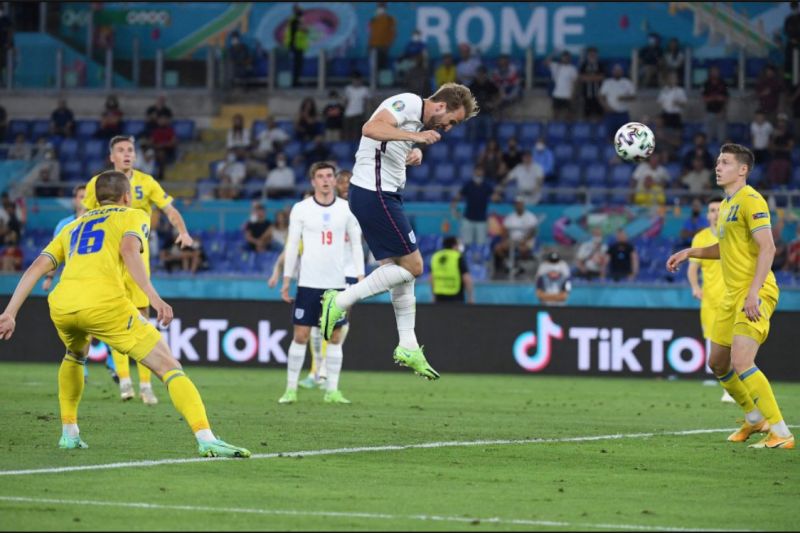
[44,206,150,313]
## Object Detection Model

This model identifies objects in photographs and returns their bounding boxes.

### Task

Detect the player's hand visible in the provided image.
[267,272,279,288]
[742,291,761,322]
[280,283,293,303]
[666,249,691,273]
[691,287,703,301]
[42,276,53,292]
[405,147,423,166]
[0,313,16,340]
[151,297,174,327]
[414,130,441,145]
[175,232,194,249]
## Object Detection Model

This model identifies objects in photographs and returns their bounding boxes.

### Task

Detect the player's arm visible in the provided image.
[281,207,303,303]
[346,215,366,279]
[362,109,440,145]
[120,235,173,327]
[687,261,703,300]
[743,227,777,322]
[666,243,720,272]
[268,248,286,288]
[0,255,58,339]
[630,249,639,279]
[161,204,193,248]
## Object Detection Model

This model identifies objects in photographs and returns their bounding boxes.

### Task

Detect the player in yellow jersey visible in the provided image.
[0,171,249,457]
[686,197,735,403]
[83,135,194,405]
[667,143,793,449]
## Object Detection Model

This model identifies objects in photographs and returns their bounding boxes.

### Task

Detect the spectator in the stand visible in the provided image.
[322,90,345,142]
[96,95,123,140]
[244,201,273,252]
[772,223,788,271]
[468,66,500,141]
[431,236,474,304]
[662,38,685,82]
[450,164,501,247]
[650,114,682,163]
[638,33,663,88]
[546,50,579,121]
[767,113,794,188]
[575,226,608,280]
[0,105,7,142]
[476,139,508,183]
[151,114,177,177]
[606,229,639,281]
[135,146,158,177]
[679,198,708,247]
[632,174,666,207]
[599,64,636,140]
[146,94,173,120]
[405,55,431,97]
[271,208,290,249]
[142,107,159,143]
[294,97,319,142]
[755,65,783,122]
[217,148,247,190]
[215,175,239,200]
[491,54,522,112]
[396,30,427,82]
[493,196,539,275]
[791,82,800,144]
[787,223,800,273]
[0,230,22,273]
[435,53,457,87]
[532,136,556,183]
[681,132,714,171]
[284,4,308,87]
[50,98,75,138]
[33,148,60,197]
[0,194,24,244]
[455,43,482,85]
[226,114,252,152]
[8,133,31,160]
[658,72,687,131]
[535,251,572,306]
[303,135,331,166]
[702,65,730,144]
[680,156,713,197]
[750,110,774,166]
[786,2,800,87]
[32,137,52,160]
[503,151,545,205]
[367,2,396,71]
[632,152,669,205]
[579,46,605,122]
[157,216,203,274]
[264,152,296,199]
[0,7,13,84]
[343,73,370,141]
[255,116,290,160]
[502,137,523,170]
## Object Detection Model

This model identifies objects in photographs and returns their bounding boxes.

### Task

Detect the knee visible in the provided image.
[407,260,423,278]
[293,330,310,344]
[708,359,730,377]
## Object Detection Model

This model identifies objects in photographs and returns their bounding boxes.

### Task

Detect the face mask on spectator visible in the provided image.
[472,174,483,184]
[376,7,386,15]
[535,142,545,151]
[277,159,287,167]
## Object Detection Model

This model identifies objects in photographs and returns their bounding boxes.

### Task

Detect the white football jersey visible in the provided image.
[343,217,364,279]
[351,92,424,193]
[283,196,364,289]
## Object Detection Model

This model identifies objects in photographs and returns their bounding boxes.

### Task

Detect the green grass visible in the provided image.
[0,362,799,531]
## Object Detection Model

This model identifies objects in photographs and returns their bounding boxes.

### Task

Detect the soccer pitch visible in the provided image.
[0,362,798,531]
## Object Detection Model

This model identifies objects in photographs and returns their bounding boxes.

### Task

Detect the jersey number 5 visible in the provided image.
[69,216,109,257]
[321,230,333,245]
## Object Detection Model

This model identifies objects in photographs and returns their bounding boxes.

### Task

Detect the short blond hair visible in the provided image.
[430,83,479,120]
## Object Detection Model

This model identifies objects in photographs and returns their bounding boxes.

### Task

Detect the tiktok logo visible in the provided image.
[513,312,564,372]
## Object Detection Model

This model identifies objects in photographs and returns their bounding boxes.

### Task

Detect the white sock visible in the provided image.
[335,264,414,309]
[338,323,350,344]
[286,341,307,390]
[119,377,132,388]
[325,342,344,392]
[140,382,152,390]
[745,407,765,425]
[310,327,324,380]
[62,423,79,438]
[391,280,418,349]
[770,420,791,438]
[194,428,216,442]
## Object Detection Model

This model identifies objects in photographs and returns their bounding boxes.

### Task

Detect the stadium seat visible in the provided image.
[791,166,800,189]
[433,163,457,185]
[468,262,488,281]
[417,234,442,255]
[421,188,446,202]
[553,144,575,164]
[329,141,353,161]
[664,162,681,184]
[570,122,592,142]
[75,120,99,139]
[407,163,431,184]
[61,160,84,181]
[451,143,474,163]
[427,143,450,164]
[458,163,474,180]
[30,120,51,140]
[251,120,266,139]
[123,120,146,138]
[577,144,600,163]
[609,164,633,186]
[748,164,765,186]
[58,138,80,159]
[584,163,608,186]
[559,163,582,186]
[518,123,543,144]
[495,122,518,143]
[173,120,195,141]
[86,159,109,176]
[282,141,303,160]
[546,121,569,143]
[83,139,105,159]
[448,123,468,141]
[7,119,29,141]
[727,122,748,143]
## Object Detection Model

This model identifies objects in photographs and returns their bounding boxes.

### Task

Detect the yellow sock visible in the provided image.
[162,369,210,433]
[309,342,318,376]
[717,369,756,412]
[740,366,785,426]
[137,361,152,385]
[112,349,130,380]
[58,355,85,425]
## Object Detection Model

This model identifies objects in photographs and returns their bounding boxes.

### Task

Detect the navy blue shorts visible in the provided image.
[292,287,348,327]
[349,184,418,261]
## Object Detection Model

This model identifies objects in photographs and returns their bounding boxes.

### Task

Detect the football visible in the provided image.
[614,122,656,162]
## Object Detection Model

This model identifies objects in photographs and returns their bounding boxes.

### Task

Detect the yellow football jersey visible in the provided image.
[83,169,173,216]
[717,185,778,294]
[690,227,725,305]
[42,206,151,314]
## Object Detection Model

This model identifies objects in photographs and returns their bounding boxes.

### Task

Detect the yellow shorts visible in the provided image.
[709,287,778,347]
[50,299,162,361]
[700,300,720,340]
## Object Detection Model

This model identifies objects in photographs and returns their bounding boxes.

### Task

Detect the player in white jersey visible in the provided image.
[278,162,365,404]
[319,83,478,380]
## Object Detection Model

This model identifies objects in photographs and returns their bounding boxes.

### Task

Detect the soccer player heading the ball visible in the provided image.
[319,83,479,380]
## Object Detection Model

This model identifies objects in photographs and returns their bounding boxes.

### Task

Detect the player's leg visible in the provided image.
[280,324,310,404]
[135,306,158,405]
[323,322,350,404]
[701,303,733,403]
[111,347,133,400]
[299,326,324,389]
[51,313,90,449]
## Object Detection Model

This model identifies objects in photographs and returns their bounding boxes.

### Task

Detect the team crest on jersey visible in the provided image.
[295,308,305,319]
[392,100,405,112]
[752,212,768,220]
[408,230,417,244]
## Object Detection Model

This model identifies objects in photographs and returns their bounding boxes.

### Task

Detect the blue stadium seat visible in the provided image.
[570,122,592,142]
[495,122,518,143]
[448,123,468,141]
[58,138,80,159]
[173,120,195,141]
[553,143,575,164]
[251,120,266,139]
[595,122,609,139]
[83,139,105,159]
[458,163,474,180]
[30,120,51,140]
[665,162,681,184]
[609,164,633,186]
[727,122,748,143]
[122,120,146,138]
[61,160,84,181]
[559,163,582,186]
[584,163,607,187]
[427,143,450,164]
[451,143,474,163]
[407,164,431,184]
[75,120,99,139]
[546,122,569,143]
[7,119,29,141]
[282,141,303,160]
[791,166,800,189]
[86,159,109,176]
[745,57,768,79]
[577,144,600,163]
[468,262,488,281]
[602,144,617,162]
[433,163,457,185]
[418,234,442,255]
[421,188,446,202]
[329,141,353,160]
[518,123,542,144]
[196,179,219,199]
[748,164,765,186]
[276,120,294,137]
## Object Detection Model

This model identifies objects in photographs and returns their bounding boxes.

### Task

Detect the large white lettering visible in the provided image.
[569,327,598,370]
[169,319,199,361]
[417,7,452,53]
[198,319,228,362]
[642,329,673,372]
[455,7,495,52]
[553,6,585,53]
[611,329,641,372]
[500,6,547,54]
[259,320,288,363]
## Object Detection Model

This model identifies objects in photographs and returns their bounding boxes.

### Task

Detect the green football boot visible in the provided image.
[198,438,251,458]
[323,389,351,404]
[393,345,440,380]
[319,289,346,341]
[298,375,319,389]
[58,434,89,450]
[278,388,298,404]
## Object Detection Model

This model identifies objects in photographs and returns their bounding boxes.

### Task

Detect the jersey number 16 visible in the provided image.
[69,216,109,257]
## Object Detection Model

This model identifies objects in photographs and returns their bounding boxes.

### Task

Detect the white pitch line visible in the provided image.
[0,496,752,532]
[0,427,736,477]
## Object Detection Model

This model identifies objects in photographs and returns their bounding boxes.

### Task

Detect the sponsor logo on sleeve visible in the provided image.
[392,100,405,112]
[752,212,769,220]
